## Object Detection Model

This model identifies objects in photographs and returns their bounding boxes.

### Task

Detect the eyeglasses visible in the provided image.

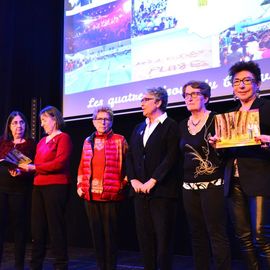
[141,98,155,103]
[93,118,111,123]
[232,77,255,87]
[10,120,25,126]
[183,92,202,99]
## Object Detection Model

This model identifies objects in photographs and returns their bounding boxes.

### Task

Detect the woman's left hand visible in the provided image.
[254,134,270,148]
[19,163,36,172]
[208,135,221,148]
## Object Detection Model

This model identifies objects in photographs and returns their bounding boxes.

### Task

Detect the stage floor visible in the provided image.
[1,243,245,269]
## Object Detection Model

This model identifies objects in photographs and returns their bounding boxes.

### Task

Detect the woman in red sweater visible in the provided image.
[20,106,72,270]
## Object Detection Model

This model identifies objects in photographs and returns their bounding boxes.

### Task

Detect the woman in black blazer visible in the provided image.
[126,87,179,270]
[210,61,270,269]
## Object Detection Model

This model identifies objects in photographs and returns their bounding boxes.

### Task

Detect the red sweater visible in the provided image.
[34,132,72,186]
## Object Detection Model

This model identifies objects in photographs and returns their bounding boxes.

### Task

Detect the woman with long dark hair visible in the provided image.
[0,111,35,270]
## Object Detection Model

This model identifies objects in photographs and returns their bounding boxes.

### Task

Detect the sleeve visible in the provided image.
[77,139,88,189]
[126,127,137,181]
[121,136,128,182]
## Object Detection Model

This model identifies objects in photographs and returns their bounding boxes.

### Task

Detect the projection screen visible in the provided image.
[63,0,270,120]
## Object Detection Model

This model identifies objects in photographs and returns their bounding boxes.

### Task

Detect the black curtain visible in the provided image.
[0,0,63,130]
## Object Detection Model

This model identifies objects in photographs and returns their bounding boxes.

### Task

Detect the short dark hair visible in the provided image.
[92,106,114,121]
[182,80,211,105]
[146,87,168,112]
[3,111,31,140]
[39,106,65,130]
[229,61,261,84]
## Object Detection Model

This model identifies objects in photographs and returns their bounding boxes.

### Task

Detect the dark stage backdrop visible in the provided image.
[0,0,263,257]
[0,0,64,129]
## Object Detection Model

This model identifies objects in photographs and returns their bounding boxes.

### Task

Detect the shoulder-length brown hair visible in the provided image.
[39,106,65,130]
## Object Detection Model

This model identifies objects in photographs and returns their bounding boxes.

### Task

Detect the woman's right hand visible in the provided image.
[130,179,143,193]
[8,168,21,177]
[77,187,85,197]
[254,134,270,149]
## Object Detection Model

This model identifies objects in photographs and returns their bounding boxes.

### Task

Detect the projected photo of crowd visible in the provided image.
[219,19,270,66]
[64,0,181,94]
[65,0,93,11]
[64,0,132,93]
[64,39,131,94]
[64,0,131,54]
[131,0,178,37]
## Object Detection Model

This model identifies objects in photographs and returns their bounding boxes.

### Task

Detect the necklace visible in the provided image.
[190,118,201,126]
[187,111,210,135]
[187,118,201,135]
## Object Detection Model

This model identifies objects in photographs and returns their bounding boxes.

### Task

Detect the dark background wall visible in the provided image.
[0,0,253,256]
[0,0,63,127]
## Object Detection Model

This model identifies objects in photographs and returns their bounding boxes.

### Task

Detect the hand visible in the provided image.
[121,179,128,189]
[8,168,21,177]
[141,178,157,194]
[130,179,143,193]
[254,134,270,149]
[77,187,85,197]
[208,135,221,148]
[19,163,36,172]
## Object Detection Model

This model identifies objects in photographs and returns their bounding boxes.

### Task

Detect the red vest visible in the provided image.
[77,131,128,201]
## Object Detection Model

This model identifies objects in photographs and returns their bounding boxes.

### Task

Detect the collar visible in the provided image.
[145,112,167,125]
[88,129,113,141]
[94,129,113,139]
[234,97,264,111]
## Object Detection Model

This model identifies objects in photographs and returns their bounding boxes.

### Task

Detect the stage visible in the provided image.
[1,243,245,269]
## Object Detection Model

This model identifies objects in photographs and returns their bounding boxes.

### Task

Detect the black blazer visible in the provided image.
[224,98,270,196]
[126,117,180,199]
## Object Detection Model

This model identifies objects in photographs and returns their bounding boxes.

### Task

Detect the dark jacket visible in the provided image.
[126,117,180,198]
[224,97,270,196]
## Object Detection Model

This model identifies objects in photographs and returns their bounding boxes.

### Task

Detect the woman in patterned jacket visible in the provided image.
[77,106,128,270]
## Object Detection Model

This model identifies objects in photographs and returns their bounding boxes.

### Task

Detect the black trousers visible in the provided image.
[183,187,231,270]
[227,179,270,270]
[31,185,69,270]
[0,191,29,270]
[84,201,120,270]
[133,196,177,270]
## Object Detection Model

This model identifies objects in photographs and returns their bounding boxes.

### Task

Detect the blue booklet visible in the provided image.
[0,148,32,168]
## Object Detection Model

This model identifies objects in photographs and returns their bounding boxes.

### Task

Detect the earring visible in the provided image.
[256,89,260,98]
